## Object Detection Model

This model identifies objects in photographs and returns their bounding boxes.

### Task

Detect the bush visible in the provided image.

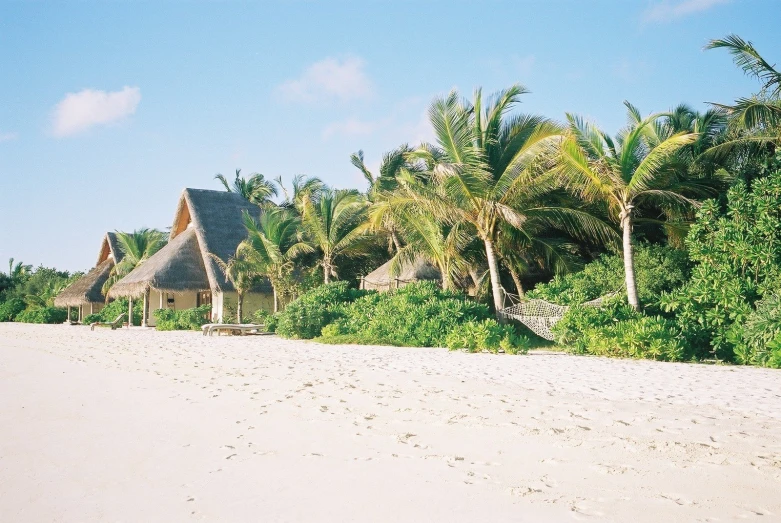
[153,305,211,331]
[528,244,691,311]
[253,308,277,332]
[275,282,367,339]
[96,298,143,326]
[317,281,492,347]
[551,297,639,346]
[731,294,781,367]
[660,173,781,361]
[15,306,68,324]
[445,319,530,354]
[0,298,26,322]
[573,315,685,362]
[83,313,102,324]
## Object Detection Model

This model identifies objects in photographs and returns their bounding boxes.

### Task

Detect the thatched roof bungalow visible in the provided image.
[109,188,274,326]
[361,257,441,291]
[54,232,124,321]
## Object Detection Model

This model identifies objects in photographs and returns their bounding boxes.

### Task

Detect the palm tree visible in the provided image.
[406,85,613,315]
[298,188,370,284]
[7,258,31,284]
[102,229,168,295]
[239,208,312,312]
[556,107,698,309]
[275,174,326,213]
[215,169,278,207]
[388,206,470,291]
[706,35,781,131]
[352,145,420,253]
[209,249,261,323]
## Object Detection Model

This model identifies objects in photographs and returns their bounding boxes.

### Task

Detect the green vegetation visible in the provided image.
[6,33,781,367]
[153,305,212,331]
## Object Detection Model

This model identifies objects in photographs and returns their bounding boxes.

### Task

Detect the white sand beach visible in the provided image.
[1,323,780,522]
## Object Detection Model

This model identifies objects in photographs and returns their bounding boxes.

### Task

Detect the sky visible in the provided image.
[0,0,777,272]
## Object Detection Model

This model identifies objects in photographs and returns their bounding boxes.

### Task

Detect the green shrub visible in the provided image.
[551,297,639,346]
[318,281,492,347]
[445,319,530,354]
[528,244,691,311]
[15,306,68,324]
[573,315,685,362]
[731,294,781,367]
[276,282,367,339]
[660,173,781,361]
[82,313,102,324]
[253,308,277,332]
[153,305,211,331]
[97,298,143,326]
[0,298,26,322]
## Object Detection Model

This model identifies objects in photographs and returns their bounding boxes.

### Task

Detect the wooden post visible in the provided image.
[128,297,133,327]
[159,292,164,310]
[90,303,94,315]
[394,278,400,290]
[359,276,365,290]
[67,306,71,323]
[78,305,83,323]
[141,289,149,328]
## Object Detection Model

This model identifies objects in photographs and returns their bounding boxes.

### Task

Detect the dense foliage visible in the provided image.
[153,305,212,331]
[83,299,143,326]
[275,281,366,339]
[15,306,68,324]
[660,172,781,362]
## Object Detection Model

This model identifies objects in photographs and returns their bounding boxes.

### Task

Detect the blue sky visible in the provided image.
[0,0,777,272]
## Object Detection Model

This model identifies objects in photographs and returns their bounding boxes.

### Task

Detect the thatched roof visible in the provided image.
[54,258,114,307]
[96,232,124,266]
[53,232,124,307]
[363,257,441,291]
[108,227,211,299]
[172,188,272,293]
[109,188,272,298]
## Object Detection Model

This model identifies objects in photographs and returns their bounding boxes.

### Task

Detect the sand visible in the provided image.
[1,323,780,522]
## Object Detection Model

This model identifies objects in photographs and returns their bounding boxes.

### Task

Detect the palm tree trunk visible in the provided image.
[323,257,331,284]
[621,212,640,310]
[391,230,402,253]
[141,288,149,327]
[509,266,524,298]
[483,239,505,317]
[237,293,244,324]
[273,286,279,313]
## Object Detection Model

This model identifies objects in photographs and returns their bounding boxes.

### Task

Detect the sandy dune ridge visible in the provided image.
[1,323,780,522]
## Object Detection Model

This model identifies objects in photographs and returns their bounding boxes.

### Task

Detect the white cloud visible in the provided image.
[0,132,18,142]
[643,0,730,22]
[322,117,377,139]
[278,57,373,103]
[52,86,141,137]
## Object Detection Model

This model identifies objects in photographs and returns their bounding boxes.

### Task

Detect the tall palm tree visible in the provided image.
[352,145,420,252]
[215,168,278,207]
[209,249,261,323]
[7,258,31,284]
[239,208,312,312]
[556,107,698,309]
[299,188,370,284]
[275,174,326,213]
[102,228,168,295]
[406,85,613,315]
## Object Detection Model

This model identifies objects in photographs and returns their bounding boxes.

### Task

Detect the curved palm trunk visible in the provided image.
[237,292,244,324]
[621,213,640,310]
[483,239,505,318]
[390,230,402,253]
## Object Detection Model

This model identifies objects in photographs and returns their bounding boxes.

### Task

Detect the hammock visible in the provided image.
[498,293,618,341]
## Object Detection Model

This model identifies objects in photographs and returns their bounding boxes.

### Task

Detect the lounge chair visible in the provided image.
[90,313,127,331]
[202,323,264,336]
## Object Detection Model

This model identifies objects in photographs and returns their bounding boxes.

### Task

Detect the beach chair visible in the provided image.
[202,323,264,336]
[90,313,127,331]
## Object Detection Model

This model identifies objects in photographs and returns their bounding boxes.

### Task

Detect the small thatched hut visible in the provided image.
[54,232,124,322]
[361,257,442,291]
[108,188,274,326]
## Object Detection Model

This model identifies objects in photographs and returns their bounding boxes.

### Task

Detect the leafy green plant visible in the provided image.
[660,173,781,361]
[0,298,26,322]
[15,306,68,324]
[573,315,685,362]
[153,305,211,331]
[275,281,367,339]
[96,298,143,326]
[82,313,102,324]
[253,308,276,332]
[551,297,639,346]
[445,319,530,354]
[528,244,691,311]
[732,294,781,366]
